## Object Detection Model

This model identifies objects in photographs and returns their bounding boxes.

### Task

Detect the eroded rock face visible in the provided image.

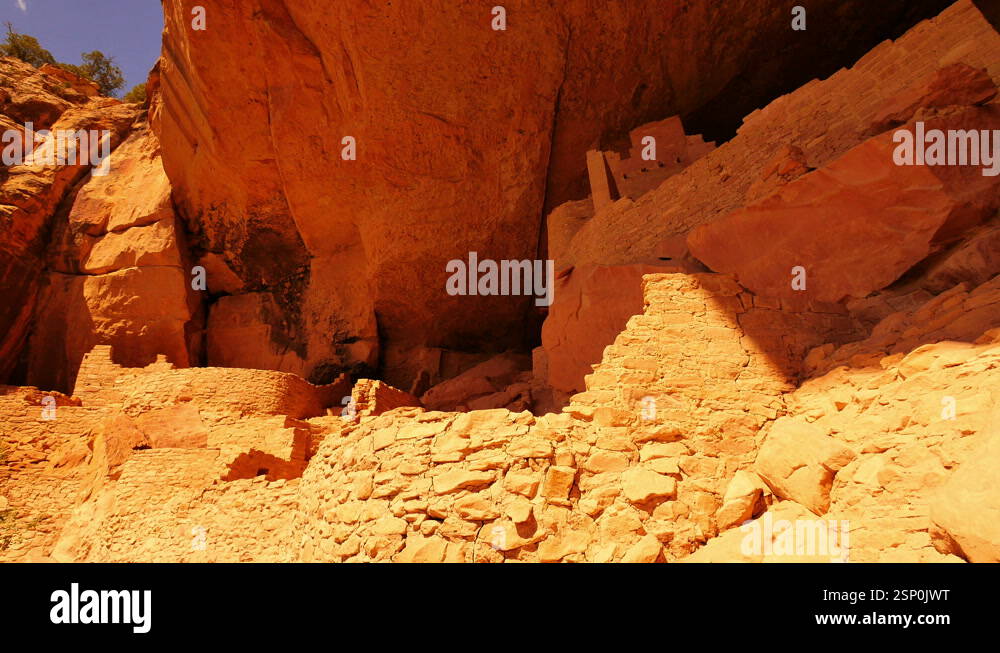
[153,0,955,385]
[687,104,1000,303]
[25,125,201,392]
[930,419,1000,563]
[5,0,1000,565]
[0,57,139,384]
[556,0,1000,274]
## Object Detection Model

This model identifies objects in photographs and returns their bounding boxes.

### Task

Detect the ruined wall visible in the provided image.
[4,0,1000,566]
[73,345,348,421]
[586,116,715,212]
[560,0,1000,271]
[6,268,998,564]
[55,449,301,563]
[2,344,344,562]
[0,387,100,561]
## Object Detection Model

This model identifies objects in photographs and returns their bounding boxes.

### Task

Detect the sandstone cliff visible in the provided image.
[1,0,998,564]
[152,0,956,389]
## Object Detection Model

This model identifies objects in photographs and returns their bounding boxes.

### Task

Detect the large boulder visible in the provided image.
[930,424,1000,562]
[755,418,857,515]
[420,353,530,412]
[688,105,1000,303]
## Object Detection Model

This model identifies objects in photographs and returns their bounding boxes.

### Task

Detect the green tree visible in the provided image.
[69,50,125,97]
[123,82,147,104]
[2,24,126,98]
[0,22,56,68]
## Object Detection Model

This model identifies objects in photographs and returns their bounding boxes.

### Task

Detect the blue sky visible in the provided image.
[1,0,163,94]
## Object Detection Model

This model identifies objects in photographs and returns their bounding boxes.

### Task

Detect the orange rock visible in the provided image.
[38,64,101,98]
[134,404,209,449]
[541,466,576,501]
[930,427,1000,562]
[871,63,997,131]
[538,264,674,401]
[152,0,953,386]
[420,353,530,412]
[745,144,811,204]
[394,535,448,563]
[621,534,663,563]
[716,471,768,531]
[433,470,495,495]
[6,0,1000,566]
[621,468,677,505]
[755,419,857,515]
[81,217,183,274]
[688,108,1000,303]
[0,56,139,383]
